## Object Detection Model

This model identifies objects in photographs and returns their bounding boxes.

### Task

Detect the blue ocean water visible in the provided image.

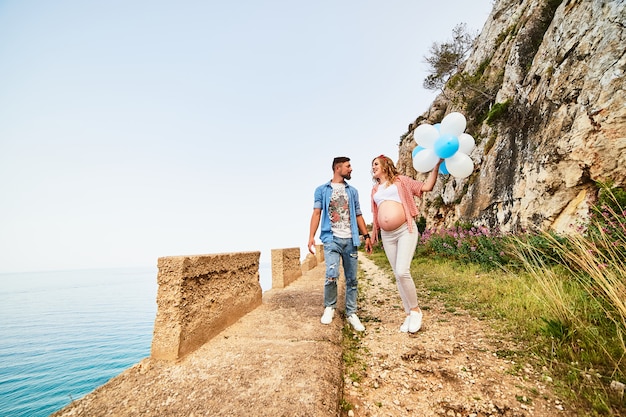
[0,263,271,417]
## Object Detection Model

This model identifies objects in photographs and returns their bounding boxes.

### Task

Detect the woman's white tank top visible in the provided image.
[374,183,401,205]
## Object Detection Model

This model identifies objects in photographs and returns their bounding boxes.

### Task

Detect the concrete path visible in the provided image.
[52,262,349,417]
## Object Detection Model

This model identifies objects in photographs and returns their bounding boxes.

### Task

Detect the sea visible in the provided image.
[0,263,272,417]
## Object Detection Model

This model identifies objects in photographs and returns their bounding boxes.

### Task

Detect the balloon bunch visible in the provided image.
[412,112,475,179]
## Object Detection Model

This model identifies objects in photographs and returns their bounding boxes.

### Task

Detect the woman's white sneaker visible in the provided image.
[408,310,423,333]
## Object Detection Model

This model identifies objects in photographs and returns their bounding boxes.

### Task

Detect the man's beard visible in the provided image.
[342,173,351,180]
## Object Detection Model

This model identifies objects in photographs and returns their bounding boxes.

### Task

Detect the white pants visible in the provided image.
[380,220,419,314]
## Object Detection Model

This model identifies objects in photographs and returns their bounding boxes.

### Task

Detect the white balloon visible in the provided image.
[413,148,440,173]
[445,152,474,179]
[440,112,467,137]
[413,124,439,149]
[458,133,475,154]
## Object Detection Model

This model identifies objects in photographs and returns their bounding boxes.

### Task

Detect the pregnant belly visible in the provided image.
[377,201,406,231]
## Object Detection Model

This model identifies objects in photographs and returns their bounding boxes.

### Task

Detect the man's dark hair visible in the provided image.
[332,156,350,171]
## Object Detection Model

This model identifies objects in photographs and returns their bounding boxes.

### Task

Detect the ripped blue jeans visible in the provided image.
[323,237,359,316]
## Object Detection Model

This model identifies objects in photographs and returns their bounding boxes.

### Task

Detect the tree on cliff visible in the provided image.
[422,23,476,92]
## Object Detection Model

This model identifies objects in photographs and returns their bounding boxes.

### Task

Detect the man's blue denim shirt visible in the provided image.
[313,180,363,247]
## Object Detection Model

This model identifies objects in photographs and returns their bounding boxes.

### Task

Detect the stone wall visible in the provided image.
[151,251,262,361]
[150,248,323,361]
[271,248,302,289]
[271,245,325,287]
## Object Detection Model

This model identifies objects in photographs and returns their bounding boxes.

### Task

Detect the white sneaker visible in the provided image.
[321,307,335,324]
[400,316,410,333]
[408,310,423,333]
[347,314,365,332]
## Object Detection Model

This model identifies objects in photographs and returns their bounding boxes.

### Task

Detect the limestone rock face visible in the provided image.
[399,0,625,233]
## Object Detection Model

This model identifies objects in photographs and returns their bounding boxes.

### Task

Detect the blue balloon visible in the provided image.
[433,123,441,131]
[439,161,449,175]
[412,145,425,158]
[434,134,459,159]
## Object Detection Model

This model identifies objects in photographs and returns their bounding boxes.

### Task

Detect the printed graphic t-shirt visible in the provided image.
[329,182,352,238]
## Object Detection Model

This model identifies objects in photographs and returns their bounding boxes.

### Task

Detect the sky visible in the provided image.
[0,0,494,273]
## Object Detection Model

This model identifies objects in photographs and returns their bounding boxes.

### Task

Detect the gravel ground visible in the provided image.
[341,255,578,417]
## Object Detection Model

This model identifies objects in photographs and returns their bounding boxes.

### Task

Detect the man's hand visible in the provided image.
[365,238,373,254]
[308,238,316,254]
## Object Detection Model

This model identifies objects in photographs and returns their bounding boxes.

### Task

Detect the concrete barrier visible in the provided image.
[271,248,302,288]
[272,245,325,280]
[150,251,262,361]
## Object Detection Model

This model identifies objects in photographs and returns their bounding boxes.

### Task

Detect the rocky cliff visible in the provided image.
[399,0,625,233]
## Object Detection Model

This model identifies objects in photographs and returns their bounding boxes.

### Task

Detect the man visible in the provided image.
[308,156,372,331]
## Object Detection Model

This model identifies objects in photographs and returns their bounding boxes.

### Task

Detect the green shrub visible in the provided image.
[485,100,511,126]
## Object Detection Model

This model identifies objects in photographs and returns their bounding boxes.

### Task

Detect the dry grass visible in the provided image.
[367,222,626,415]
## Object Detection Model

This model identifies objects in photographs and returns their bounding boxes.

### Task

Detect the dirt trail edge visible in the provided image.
[345,255,576,417]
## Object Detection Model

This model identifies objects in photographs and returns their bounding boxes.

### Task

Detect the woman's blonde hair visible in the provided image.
[372,154,399,185]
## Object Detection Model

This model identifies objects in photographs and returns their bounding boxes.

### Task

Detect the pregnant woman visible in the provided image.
[370,154,442,333]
